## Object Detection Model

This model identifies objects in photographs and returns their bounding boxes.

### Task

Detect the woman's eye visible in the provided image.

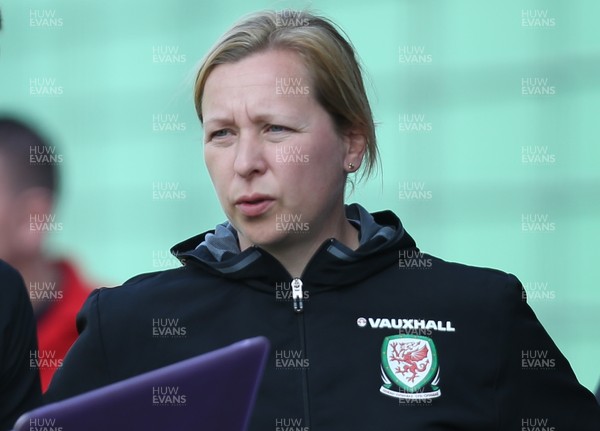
[266,125,289,133]
[211,129,230,138]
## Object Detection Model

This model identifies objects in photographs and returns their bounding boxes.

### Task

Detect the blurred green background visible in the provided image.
[1,0,598,391]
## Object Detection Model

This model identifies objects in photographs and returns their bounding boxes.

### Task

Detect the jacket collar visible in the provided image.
[171,204,417,288]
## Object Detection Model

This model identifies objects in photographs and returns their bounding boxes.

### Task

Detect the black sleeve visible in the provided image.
[44,288,110,403]
[495,275,600,430]
[0,261,42,431]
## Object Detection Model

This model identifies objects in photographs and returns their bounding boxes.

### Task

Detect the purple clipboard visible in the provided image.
[14,337,270,431]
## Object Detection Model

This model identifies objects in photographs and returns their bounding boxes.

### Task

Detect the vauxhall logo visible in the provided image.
[357,317,456,332]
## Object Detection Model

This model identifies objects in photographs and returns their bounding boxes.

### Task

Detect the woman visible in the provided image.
[46,10,599,430]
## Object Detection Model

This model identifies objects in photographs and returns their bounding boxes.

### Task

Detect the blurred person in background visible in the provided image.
[0,117,93,392]
[0,260,42,431]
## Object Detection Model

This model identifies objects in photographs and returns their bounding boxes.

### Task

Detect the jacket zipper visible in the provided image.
[291,278,304,313]
[289,238,334,314]
[292,277,310,427]
[288,239,335,427]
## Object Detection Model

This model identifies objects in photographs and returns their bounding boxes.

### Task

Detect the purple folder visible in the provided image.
[14,337,270,431]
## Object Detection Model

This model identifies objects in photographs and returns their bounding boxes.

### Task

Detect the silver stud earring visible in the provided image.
[348,163,355,170]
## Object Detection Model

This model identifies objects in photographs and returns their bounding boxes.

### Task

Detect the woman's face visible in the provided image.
[202,49,358,251]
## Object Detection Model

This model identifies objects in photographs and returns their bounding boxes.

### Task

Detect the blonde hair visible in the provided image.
[194,10,378,181]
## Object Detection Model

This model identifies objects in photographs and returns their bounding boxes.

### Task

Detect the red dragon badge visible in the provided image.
[380,335,441,400]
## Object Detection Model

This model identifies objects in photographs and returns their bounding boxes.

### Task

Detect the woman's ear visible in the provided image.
[343,127,367,172]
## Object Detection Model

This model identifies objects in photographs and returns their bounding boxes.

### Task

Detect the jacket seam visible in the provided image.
[93,289,112,383]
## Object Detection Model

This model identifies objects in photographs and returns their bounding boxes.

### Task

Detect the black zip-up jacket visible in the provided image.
[46,205,600,430]
[0,261,42,431]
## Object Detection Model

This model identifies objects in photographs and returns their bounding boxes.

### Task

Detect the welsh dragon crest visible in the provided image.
[380,335,441,399]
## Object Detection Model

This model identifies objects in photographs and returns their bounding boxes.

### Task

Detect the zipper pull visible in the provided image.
[291,278,304,313]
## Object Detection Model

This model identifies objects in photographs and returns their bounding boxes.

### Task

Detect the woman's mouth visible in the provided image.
[234,195,276,217]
